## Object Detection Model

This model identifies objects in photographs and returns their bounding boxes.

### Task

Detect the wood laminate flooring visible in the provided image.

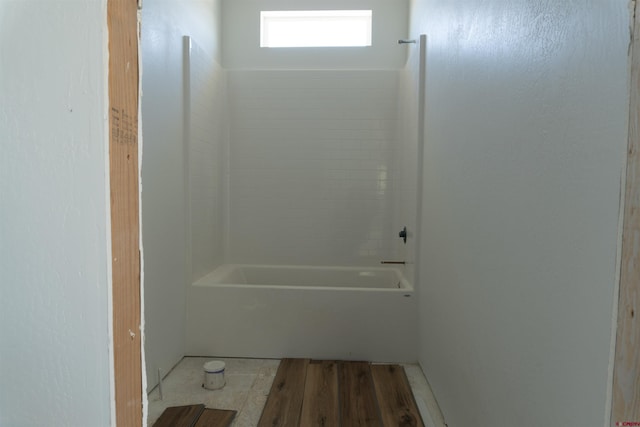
[153,405,236,427]
[258,359,424,427]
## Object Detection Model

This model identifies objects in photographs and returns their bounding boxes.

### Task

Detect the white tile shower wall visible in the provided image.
[188,40,227,281]
[227,70,400,266]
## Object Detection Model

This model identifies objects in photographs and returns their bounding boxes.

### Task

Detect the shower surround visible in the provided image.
[225,69,402,266]
[185,67,419,360]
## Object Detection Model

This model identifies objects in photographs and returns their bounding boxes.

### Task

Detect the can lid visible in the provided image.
[203,360,225,373]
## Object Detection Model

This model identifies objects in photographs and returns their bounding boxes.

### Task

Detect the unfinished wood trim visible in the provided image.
[611,2,640,424]
[107,0,142,426]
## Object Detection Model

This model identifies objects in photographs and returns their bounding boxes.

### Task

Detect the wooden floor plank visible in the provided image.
[258,358,309,427]
[193,408,237,427]
[153,404,205,427]
[300,360,339,427]
[338,361,382,427]
[371,365,425,427]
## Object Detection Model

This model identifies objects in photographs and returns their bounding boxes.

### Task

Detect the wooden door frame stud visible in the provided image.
[611,1,640,425]
[107,0,143,425]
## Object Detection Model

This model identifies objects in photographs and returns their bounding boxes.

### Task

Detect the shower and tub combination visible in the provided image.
[182,33,427,363]
[186,262,417,361]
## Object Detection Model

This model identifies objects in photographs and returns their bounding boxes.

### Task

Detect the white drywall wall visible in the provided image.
[222,0,409,69]
[411,0,629,426]
[0,1,113,425]
[141,0,222,391]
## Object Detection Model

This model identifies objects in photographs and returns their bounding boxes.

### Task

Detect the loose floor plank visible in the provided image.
[300,360,339,427]
[153,404,205,427]
[371,365,425,427]
[193,408,237,427]
[258,358,309,427]
[339,362,382,427]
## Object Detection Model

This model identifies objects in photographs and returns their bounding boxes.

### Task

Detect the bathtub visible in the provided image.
[186,264,418,362]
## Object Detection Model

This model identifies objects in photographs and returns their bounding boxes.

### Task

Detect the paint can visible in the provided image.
[203,360,226,390]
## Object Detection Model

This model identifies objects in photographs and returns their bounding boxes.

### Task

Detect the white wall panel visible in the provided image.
[411,0,630,426]
[187,38,227,281]
[0,1,112,424]
[227,70,401,266]
[392,40,423,287]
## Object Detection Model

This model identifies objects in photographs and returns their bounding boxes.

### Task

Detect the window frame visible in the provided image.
[260,10,373,48]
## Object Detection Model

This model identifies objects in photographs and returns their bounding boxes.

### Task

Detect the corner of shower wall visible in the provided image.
[220,68,232,268]
[186,37,230,283]
[392,39,424,290]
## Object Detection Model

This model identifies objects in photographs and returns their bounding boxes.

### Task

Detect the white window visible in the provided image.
[260,10,373,48]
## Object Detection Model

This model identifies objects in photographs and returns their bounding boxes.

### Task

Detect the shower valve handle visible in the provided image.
[399,226,407,244]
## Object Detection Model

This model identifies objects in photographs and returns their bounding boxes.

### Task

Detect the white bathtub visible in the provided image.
[186,264,418,362]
